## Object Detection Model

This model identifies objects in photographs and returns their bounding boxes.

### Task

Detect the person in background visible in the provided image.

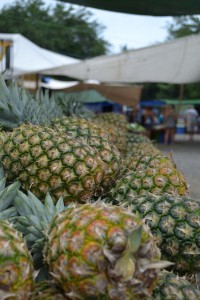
[184,105,199,141]
[164,105,177,145]
[141,107,155,139]
[158,107,165,124]
[197,115,200,134]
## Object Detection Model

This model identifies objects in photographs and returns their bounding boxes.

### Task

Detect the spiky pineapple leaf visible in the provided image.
[14,190,48,223]
[0,178,6,192]
[44,193,57,223]
[55,197,65,213]
[0,207,18,220]
[0,181,21,212]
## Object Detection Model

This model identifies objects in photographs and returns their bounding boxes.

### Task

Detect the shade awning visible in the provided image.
[59,0,200,16]
[41,34,200,84]
[58,83,142,107]
[0,33,79,78]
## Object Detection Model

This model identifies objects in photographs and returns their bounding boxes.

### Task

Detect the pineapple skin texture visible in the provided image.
[116,194,200,275]
[153,270,200,300]
[0,125,105,204]
[94,112,129,153]
[31,281,67,300]
[112,154,188,198]
[0,220,33,299]
[52,116,122,191]
[44,203,161,300]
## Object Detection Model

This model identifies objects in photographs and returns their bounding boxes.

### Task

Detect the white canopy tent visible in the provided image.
[41,34,200,84]
[0,33,79,78]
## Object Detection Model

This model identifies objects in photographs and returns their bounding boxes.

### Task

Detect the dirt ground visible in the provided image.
[157,134,200,200]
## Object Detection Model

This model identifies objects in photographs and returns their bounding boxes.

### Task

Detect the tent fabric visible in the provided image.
[59,83,142,107]
[40,78,79,90]
[42,34,200,84]
[56,89,110,103]
[60,0,200,16]
[0,33,79,78]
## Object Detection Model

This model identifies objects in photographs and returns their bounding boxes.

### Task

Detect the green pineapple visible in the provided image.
[0,124,106,204]
[125,132,151,146]
[125,132,151,156]
[107,193,200,275]
[153,271,200,300]
[111,153,188,198]
[14,192,172,300]
[124,142,161,159]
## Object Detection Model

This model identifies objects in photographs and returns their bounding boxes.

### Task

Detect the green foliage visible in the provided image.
[166,15,200,40]
[141,83,178,100]
[142,16,200,100]
[0,0,110,59]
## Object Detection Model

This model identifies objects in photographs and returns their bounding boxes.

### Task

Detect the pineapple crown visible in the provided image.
[0,75,64,129]
[54,92,94,119]
[0,164,20,220]
[14,191,66,270]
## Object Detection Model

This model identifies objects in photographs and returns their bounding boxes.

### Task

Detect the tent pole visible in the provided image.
[179,84,184,100]
[177,84,184,113]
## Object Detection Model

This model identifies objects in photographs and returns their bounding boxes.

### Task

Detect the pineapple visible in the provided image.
[125,132,152,153]
[124,142,161,159]
[95,112,129,152]
[52,116,122,191]
[111,153,188,198]
[0,220,34,300]
[0,124,106,204]
[14,192,172,300]
[31,281,67,300]
[0,165,33,299]
[0,77,121,197]
[107,193,200,275]
[153,270,200,300]
[126,133,151,144]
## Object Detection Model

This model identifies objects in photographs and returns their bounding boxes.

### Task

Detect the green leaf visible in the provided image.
[128,225,143,253]
[0,207,18,220]
[44,193,56,223]
[55,197,65,213]
[0,181,21,212]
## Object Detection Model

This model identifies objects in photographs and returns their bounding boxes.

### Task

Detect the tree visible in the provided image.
[0,0,110,59]
[166,16,200,40]
[142,16,200,101]
[166,16,200,100]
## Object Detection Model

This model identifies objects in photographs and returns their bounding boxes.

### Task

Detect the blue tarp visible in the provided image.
[140,100,166,107]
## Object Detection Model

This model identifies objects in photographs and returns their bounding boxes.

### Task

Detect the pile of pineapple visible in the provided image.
[0,75,199,299]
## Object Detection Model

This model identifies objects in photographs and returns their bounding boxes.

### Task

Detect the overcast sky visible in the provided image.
[0,0,173,53]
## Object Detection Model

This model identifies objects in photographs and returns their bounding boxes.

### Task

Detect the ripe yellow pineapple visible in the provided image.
[0,220,34,300]
[0,124,106,204]
[112,153,188,199]
[106,193,200,275]
[52,116,122,192]
[14,193,172,300]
